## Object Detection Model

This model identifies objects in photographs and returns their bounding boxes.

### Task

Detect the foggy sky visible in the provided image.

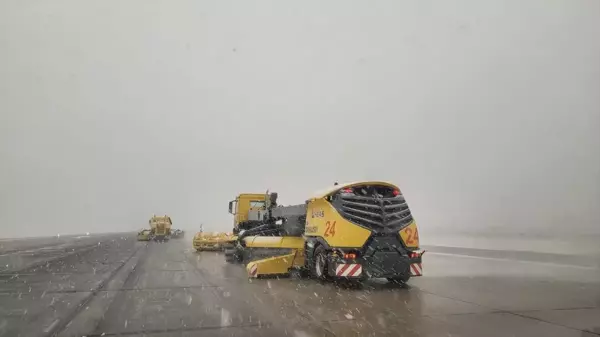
[1,0,599,238]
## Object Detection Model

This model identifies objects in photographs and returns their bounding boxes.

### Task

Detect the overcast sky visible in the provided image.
[1,0,599,238]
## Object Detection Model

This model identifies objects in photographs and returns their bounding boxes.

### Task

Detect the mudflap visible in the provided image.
[408,250,425,277]
[333,263,363,278]
[409,262,423,276]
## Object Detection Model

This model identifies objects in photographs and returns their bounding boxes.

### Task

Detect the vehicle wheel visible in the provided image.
[310,245,329,280]
[387,275,410,284]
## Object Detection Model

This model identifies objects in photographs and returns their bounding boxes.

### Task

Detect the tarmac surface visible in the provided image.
[0,233,599,337]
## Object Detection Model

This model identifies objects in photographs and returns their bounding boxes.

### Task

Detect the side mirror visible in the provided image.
[228,200,235,214]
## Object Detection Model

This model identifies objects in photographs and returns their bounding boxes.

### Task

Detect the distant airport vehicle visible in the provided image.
[149,215,172,242]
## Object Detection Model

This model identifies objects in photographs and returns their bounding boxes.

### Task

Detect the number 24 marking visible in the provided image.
[405,227,419,244]
[324,221,336,237]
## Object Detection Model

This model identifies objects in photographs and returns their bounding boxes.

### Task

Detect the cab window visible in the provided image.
[249,201,265,208]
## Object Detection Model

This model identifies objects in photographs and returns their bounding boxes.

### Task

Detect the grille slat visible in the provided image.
[344,207,384,219]
[342,200,381,210]
[383,202,406,210]
[332,184,414,232]
[343,213,384,227]
[386,214,414,226]
[384,208,411,220]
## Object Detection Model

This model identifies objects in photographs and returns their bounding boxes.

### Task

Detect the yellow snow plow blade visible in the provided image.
[193,232,224,251]
[246,250,305,278]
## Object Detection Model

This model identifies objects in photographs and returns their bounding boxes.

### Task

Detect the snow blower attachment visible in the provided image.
[225,182,424,283]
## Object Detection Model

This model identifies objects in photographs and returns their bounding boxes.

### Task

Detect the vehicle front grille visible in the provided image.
[331,185,413,232]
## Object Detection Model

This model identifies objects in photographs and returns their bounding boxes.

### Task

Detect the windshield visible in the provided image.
[249,201,266,208]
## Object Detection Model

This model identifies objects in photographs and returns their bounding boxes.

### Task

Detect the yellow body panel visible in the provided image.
[246,250,305,278]
[305,198,371,248]
[399,221,420,248]
[243,236,305,249]
[233,193,268,227]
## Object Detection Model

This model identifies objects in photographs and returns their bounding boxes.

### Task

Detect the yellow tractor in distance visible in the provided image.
[149,215,172,242]
[224,182,424,283]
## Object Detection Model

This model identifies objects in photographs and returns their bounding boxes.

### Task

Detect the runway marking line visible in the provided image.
[427,252,599,270]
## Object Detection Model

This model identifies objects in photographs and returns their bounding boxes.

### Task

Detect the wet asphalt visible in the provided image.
[0,234,598,337]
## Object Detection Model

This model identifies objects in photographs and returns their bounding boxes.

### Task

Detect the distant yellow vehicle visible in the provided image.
[193,232,225,251]
[137,229,152,241]
[150,215,172,241]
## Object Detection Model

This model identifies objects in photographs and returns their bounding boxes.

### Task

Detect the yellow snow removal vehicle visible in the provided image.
[224,182,424,283]
[149,215,172,242]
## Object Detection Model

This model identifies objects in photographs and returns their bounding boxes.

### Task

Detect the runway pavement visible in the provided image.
[0,233,598,337]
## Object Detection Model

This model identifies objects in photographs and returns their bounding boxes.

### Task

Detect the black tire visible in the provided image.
[310,245,329,280]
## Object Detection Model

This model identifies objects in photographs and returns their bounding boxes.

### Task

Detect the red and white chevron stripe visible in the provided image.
[410,263,423,276]
[335,263,362,277]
